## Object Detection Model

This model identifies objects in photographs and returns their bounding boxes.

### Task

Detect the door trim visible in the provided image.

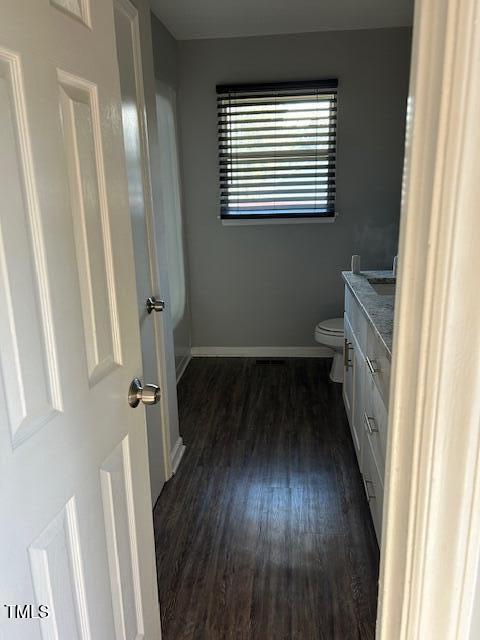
[378,0,480,637]
[170,436,186,475]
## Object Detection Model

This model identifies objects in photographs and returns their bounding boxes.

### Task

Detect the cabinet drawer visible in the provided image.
[366,325,391,408]
[344,287,368,353]
[363,374,388,482]
[362,434,384,545]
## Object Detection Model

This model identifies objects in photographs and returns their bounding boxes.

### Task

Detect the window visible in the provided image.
[216,79,338,221]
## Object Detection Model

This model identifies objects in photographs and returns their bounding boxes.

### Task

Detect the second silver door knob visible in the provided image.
[146,296,165,314]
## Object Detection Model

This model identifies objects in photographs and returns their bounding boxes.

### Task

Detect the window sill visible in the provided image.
[220,213,338,227]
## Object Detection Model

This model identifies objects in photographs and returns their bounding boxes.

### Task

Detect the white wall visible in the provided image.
[177,28,411,349]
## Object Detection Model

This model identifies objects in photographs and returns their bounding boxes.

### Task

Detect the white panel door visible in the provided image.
[0,1,161,639]
[113,0,169,503]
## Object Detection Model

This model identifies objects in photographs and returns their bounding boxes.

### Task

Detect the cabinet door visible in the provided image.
[343,314,355,427]
[352,339,366,470]
[363,434,384,545]
[363,371,388,481]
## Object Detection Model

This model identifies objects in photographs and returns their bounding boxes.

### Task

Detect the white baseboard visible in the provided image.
[170,437,186,474]
[176,353,192,383]
[190,346,333,358]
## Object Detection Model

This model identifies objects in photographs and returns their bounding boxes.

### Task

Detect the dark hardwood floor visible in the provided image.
[154,357,379,640]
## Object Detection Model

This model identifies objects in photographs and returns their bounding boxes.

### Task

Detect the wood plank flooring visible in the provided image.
[154,357,379,640]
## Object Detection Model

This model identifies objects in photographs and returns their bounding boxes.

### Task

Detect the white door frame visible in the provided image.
[378,0,480,637]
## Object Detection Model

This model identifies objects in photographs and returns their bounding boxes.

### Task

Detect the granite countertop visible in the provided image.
[342,270,395,358]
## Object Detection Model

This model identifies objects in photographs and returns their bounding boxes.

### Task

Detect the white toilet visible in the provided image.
[314,317,345,383]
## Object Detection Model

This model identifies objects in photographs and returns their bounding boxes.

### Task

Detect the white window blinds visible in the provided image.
[217,79,338,220]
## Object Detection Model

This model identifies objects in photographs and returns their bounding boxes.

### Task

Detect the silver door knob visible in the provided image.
[128,378,160,408]
[146,296,165,314]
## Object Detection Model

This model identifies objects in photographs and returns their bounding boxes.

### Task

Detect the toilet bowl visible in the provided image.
[314,317,344,383]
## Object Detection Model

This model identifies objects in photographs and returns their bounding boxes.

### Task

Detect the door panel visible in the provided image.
[51,0,91,26]
[58,72,122,385]
[0,50,62,448]
[29,497,91,640]
[0,1,161,638]
[100,436,144,640]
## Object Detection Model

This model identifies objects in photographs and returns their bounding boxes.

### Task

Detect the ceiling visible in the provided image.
[150,0,414,41]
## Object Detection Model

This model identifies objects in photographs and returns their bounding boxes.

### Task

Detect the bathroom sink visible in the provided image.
[368,280,396,296]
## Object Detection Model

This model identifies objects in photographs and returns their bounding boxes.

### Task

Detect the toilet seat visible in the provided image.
[315,317,344,337]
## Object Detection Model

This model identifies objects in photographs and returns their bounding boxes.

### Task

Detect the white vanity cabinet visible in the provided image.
[343,285,391,544]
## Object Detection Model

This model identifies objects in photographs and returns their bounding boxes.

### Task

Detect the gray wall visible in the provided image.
[151,14,178,88]
[151,14,191,373]
[177,28,411,348]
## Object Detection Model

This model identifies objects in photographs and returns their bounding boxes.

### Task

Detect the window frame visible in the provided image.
[216,79,338,224]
